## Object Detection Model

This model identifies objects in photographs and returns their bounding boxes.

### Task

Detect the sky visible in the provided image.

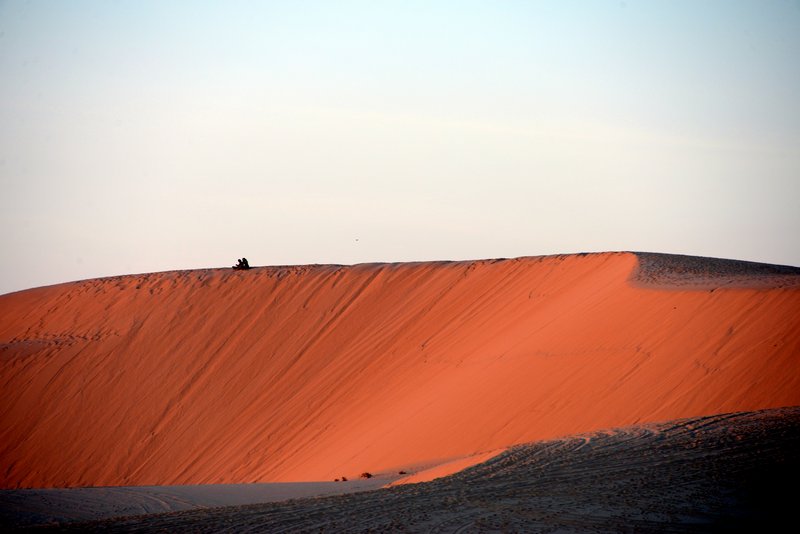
[1,0,799,295]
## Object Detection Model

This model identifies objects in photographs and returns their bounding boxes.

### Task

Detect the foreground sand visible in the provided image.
[1,252,799,488]
[36,407,800,532]
[0,477,395,530]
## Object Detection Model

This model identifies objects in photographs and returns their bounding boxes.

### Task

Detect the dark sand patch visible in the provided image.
[631,252,800,289]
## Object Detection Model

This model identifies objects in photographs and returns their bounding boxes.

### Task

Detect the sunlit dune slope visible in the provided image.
[1,252,799,488]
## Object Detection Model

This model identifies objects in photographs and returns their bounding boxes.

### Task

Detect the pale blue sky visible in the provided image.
[1,1,799,294]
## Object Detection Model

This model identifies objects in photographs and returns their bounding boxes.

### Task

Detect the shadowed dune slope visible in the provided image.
[1,252,799,488]
[50,407,800,533]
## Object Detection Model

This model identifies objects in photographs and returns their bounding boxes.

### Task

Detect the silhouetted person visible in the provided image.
[233,258,250,270]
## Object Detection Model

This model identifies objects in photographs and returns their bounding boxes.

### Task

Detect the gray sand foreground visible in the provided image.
[16,406,800,533]
[0,477,395,530]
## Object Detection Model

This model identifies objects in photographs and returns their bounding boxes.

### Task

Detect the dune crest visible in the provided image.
[1,252,799,488]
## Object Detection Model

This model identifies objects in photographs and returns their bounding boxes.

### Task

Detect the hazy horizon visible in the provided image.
[2,1,799,295]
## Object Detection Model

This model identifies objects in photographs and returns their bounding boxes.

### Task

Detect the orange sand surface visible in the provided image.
[1,252,798,488]
[388,449,506,486]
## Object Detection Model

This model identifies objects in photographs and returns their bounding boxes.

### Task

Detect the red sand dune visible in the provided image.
[1,252,799,489]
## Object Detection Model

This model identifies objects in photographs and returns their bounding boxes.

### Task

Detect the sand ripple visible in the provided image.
[44,406,800,533]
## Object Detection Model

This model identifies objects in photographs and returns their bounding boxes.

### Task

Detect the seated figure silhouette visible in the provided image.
[233,257,251,270]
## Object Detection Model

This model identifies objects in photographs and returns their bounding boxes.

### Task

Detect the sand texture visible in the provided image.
[0,477,394,530]
[632,251,800,289]
[1,252,799,488]
[38,407,800,532]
